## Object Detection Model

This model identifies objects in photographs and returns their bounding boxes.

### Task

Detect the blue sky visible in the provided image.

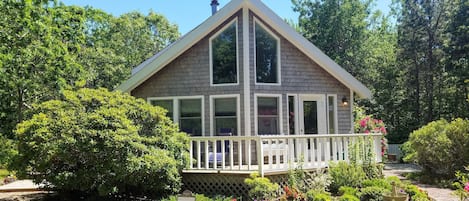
[61,0,392,35]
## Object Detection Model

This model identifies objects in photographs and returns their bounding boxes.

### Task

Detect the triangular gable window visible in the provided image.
[210,19,238,85]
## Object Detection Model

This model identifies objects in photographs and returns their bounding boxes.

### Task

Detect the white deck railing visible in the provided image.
[184,133,383,176]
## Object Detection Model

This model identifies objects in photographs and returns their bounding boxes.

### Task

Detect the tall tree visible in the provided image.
[0,0,87,137]
[292,0,371,78]
[443,0,469,119]
[78,9,180,89]
[0,1,180,137]
[396,0,451,132]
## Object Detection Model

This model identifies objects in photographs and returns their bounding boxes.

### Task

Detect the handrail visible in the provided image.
[185,133,384,175]
[189,133,382,140]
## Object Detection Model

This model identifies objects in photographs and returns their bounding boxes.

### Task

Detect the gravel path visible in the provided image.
[383,163,459,201]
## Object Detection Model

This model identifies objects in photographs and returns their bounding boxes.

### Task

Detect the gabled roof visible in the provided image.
[116,0,372,98]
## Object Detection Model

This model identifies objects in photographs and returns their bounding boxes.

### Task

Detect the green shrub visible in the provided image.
[362,178,392,190]
[0,134,17,168]
[338,194,360,201]
[12,88,189,199]
[245,172,278,200]
[305,190,331,201]
[328,161,366,194]
[385,176,402,187]
[404,184,430,201]
[359,186,388,201]
[288,165,331,193]
[338,186,358,197]
[403,118,469,177]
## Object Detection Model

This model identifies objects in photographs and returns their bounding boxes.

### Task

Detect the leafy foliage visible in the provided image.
[0,133,17,168]
[328,161,366,194]
[452,166,469,201]
[12,88,189,199]
[359,186,388,201]
[0,0,179,139]
[338,186,359,197]
[244,173,279,200]
[338,194,360,201]
[404,184,430,201]
[293,0,469,144]
[305,190,331,201]
[403,118,469,177]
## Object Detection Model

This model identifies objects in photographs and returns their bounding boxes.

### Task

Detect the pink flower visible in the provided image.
[464,182,469,192]
[365,130,370,134]
[360,119,367,127]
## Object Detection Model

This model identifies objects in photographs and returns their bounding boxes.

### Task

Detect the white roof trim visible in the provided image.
[116,0,371,99]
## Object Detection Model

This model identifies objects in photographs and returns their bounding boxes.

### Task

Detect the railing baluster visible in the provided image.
[267,139,272,170]
[257,137,264,177]
[344,136,349,162]
[238,140,242,170]
[205,140,209,169]
[230,139,234,170]
[221,138,225,170]
[197,140,201,169]
[332,137,337,161]
[190,141,193,168]
[247,139,252,170]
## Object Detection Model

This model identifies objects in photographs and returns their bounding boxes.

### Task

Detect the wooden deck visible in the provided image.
[184,133,383,176]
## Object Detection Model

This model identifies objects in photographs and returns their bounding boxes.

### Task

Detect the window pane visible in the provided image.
[212,23,237,84]
[180,119,202,136]
[258,97,278,115]
[180,99,202,136]
[303,101,318,134]
[215,98,236,116]
[328,96,335,134]
[257,97,279,135]
[150,99,173,120]
[288,96,295,135]
[214,98,237,136]
[180,99,201,117]
[255,23,278,83]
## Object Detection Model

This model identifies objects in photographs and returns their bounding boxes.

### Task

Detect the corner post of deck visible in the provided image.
[257,136,264,177]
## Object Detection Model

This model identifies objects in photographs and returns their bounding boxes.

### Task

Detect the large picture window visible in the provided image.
[179,99,202,136]
[255,21,279,84]
[210,20,238,85]
[257,97,280,135]
[149,97,203,136]
[213,97,238,136]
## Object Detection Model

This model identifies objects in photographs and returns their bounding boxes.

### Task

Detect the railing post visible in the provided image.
[257,136,264,177]
[189,140,193,169]
[375,135,382,162]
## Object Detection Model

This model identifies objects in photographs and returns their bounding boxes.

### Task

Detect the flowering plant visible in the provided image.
[279,186,305,201]
[453,166,469,201]
[355,115,388,156]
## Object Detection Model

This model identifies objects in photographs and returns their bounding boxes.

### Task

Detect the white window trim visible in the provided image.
[147,96,205,135]
[287,94,299,135]
[326,94,339,134]
[254,94,283,135]
[253,18,281,86]
[209,18,239,86]
[209,94,241,137]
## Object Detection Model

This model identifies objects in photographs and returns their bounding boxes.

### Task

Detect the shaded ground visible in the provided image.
[0,192,52,201]
[383,163,458,201]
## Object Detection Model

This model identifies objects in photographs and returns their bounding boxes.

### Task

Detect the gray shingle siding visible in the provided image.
[131,10,353,136]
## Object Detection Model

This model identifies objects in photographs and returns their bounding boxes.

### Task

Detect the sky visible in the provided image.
[61,0,393,35]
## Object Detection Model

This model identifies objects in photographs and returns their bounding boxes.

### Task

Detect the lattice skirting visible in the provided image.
[182,173,290,199]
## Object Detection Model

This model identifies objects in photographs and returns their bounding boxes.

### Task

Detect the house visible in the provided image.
[117,0,382,196]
